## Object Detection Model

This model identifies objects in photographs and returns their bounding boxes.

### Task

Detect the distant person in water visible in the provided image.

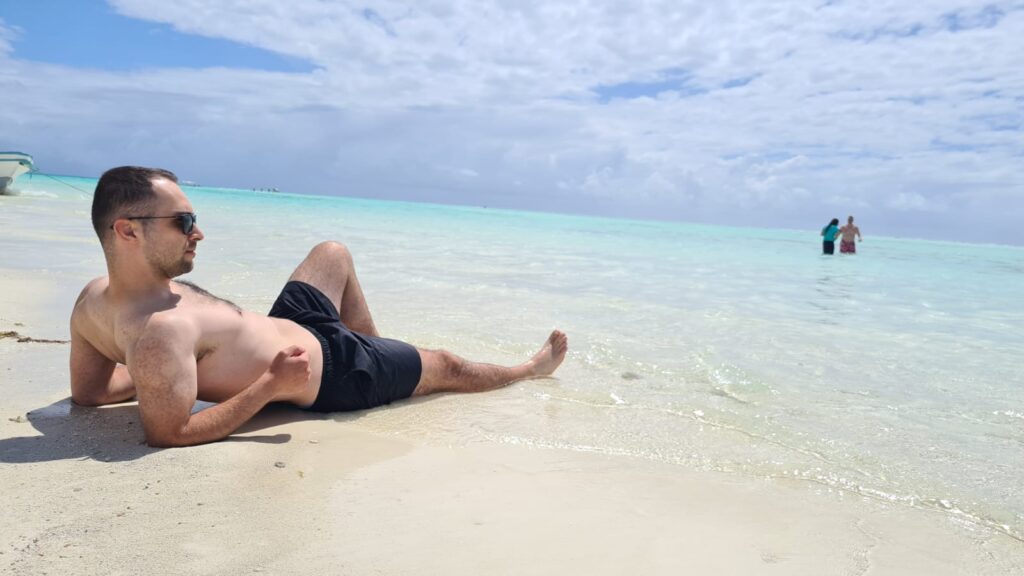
[68,166,568,447]
[839,215,862,254]
[821,218,840,255]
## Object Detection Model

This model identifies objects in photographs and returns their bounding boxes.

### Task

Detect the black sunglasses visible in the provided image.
[113,212,197,235]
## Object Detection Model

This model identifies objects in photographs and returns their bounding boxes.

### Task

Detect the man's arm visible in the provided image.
[69,317,136,406]
[130,319,309,448]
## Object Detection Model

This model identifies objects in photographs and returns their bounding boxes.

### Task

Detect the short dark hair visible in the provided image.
[92,166,178,243]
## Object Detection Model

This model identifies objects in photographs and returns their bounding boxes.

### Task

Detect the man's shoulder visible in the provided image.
[70,276,109,330]
[74,276,109,306]
[133,310,200,350]
[72,278,196,349]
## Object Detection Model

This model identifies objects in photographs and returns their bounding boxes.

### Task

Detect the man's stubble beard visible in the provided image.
[146,246,194,279]
[156,259,193,279]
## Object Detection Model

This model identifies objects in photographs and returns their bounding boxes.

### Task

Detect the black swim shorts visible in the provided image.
[268,281,422,412]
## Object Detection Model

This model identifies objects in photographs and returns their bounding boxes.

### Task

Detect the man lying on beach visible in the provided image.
[69,166,568,447]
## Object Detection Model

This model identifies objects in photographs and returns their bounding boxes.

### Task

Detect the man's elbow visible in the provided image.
[145,435,178,448]
[70,390,106,407]
[144,430,188,448]
[70,388,132,407]
[144,428,218,448]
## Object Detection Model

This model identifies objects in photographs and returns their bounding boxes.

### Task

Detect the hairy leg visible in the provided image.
[287,241,379,336]
[412,330,568,396]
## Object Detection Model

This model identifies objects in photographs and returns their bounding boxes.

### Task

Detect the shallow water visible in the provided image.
[5,174,1023,541]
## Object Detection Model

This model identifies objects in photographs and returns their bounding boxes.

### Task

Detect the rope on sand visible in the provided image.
[30,171,94,195]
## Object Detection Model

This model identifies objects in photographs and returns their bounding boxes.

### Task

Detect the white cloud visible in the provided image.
[886,191,945,212]
[0,19,19,54]
[0,0,1022,243]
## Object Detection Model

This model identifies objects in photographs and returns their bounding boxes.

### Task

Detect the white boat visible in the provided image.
[0,151,34,194]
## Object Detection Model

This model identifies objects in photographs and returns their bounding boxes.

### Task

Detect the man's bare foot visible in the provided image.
[528,330,568,377]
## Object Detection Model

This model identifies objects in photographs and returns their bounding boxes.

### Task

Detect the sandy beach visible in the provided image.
[1,275,1021,575]
[4,0,1024,570]
[2,184,1023,575]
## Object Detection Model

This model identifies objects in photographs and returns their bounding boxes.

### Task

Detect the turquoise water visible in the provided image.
[6,174,1024,541]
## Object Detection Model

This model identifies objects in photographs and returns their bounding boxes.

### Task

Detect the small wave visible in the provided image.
[709,386,750,404]
[993,410,1024,421]
[10,189,58,198]
[494,431,1024,544]
[537,392,628,410]
[799,474,1024,544]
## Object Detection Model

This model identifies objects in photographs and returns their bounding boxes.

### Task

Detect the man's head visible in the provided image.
[93,166,203,278]
[92,166,177,237]
[848,215,855,224]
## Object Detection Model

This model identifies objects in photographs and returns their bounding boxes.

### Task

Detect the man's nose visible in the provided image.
[191,225,205,241]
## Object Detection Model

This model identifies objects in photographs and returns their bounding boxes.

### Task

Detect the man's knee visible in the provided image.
[309,241,353,265]
[414,349,464,396]
[436,350,464,382]
[427,349,464,383]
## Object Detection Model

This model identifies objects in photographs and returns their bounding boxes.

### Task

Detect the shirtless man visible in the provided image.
[70,166,568,447]
[839,215,862,254]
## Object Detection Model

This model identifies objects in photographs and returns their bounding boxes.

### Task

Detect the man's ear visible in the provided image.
[111,219,139,241]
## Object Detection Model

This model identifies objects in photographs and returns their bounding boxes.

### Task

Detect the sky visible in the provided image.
[1,1,1022,244]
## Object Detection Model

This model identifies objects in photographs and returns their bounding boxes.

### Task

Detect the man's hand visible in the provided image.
[268,345,311,399]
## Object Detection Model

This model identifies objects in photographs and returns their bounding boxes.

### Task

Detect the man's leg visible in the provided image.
[411,330,568,396]
[288,241,379,336]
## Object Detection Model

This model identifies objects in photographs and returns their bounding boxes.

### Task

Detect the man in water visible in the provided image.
[69,166,568,447]
[839,215,862,254]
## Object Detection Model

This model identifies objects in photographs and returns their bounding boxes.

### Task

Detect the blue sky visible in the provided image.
[2,1,314,71]
[1,0,1022,244]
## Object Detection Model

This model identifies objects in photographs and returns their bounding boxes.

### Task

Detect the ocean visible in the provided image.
[5,173,1023,543]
